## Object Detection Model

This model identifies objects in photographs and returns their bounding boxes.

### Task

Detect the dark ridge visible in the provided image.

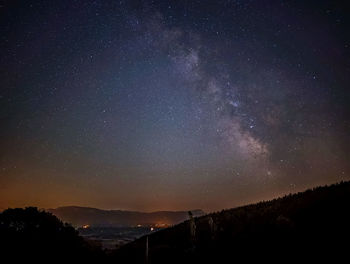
[113,181,350,263]
[0,207,105,262]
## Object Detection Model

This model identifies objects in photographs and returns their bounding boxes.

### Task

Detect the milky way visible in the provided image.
[1,0,349,212]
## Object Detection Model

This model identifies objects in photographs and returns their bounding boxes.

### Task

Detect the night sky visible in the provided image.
[1,0,349,212]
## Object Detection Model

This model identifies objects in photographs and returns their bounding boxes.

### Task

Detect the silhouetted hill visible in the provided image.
[2,182,349,263]
[114,181,350,263]
[48,206,204,227]
[0,207,105,262]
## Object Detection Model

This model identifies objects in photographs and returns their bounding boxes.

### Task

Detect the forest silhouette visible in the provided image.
[1,181,349,263]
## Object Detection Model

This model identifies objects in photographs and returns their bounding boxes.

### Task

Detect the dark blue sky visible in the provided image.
[1,0,349,212]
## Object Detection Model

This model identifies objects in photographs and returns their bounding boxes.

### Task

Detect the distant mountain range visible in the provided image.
[47,206,204,227]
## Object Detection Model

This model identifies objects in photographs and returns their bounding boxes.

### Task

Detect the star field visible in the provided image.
[0,0,349,212]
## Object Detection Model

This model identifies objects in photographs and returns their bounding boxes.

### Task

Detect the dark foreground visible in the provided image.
[1,181,349,263]
[114,181,350,263]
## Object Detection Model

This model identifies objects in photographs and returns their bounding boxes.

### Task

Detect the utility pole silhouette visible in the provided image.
[188,211,196,250]
[207,216,217,240]
[145,235,149,264]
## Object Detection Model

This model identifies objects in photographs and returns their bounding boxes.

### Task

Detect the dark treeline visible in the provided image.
[1,181,349,263]
[0,207,105,262]
[114,181,350,263]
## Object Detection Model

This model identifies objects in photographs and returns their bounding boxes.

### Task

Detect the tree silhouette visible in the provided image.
[0,207,105,262]
[112,181,350,263]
